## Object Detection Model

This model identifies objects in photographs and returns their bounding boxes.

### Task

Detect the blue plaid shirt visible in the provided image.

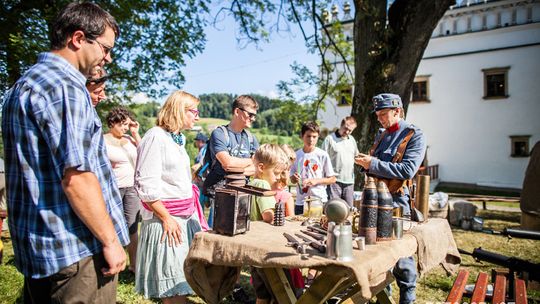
[1,52,129,278]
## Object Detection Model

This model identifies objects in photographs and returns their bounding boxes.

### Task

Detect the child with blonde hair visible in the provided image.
[272,144,296,216]
[248,143,288,223]
[248,144,289,303]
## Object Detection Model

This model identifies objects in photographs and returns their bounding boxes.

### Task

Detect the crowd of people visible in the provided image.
[1,2,427,304]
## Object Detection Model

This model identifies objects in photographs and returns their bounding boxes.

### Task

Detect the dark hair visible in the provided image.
[232,95,259,112]
[50,2,120,50]
[341,116,357,126]
[301,121,320,136]
[106,106,134,128]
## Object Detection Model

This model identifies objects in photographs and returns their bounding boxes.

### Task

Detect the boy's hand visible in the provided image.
[290,173,300,184]
[302,178,317,187]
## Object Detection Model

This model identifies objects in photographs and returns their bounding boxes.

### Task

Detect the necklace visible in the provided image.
[169,132,184,146]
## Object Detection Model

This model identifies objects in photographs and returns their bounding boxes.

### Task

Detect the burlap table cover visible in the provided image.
[184,218,460,303]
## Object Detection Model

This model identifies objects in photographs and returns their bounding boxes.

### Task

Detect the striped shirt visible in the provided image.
[1,52,129,278]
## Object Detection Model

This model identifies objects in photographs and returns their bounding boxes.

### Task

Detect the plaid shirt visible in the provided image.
[1,52,129,278]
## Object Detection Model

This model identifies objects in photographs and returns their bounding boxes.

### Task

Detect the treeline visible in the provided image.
[198,93,297,136]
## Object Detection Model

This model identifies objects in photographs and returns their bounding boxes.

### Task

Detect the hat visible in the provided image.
[372,93,403,112]
[195,132,208,142]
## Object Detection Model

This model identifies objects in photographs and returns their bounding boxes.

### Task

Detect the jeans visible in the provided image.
[392,256,417,304]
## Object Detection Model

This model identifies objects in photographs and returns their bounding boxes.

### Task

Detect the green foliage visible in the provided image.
[0,0,209,97]
[198,93,307,136]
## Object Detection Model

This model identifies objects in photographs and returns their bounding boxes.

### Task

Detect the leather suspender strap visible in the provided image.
[391,129,416,163]
[369,131,387,156]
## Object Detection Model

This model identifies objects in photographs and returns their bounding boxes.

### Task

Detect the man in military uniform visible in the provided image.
[355,93,426,304]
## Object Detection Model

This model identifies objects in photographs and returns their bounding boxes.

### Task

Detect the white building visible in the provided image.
[318,0,540,190]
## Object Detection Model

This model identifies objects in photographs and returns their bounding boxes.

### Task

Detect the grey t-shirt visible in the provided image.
[204,125,259,188]
[322,131,359,184]
[290,147,336,205]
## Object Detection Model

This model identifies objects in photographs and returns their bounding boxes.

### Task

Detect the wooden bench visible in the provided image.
[447,269,528,304]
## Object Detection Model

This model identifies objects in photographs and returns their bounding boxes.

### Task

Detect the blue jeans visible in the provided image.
[391,256,417,304]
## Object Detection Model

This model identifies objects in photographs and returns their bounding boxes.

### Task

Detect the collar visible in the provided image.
[387,122,400,133]
[334,130,342,138]
[38,52,87,87]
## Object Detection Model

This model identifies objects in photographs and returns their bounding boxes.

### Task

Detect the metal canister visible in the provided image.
[358,176,378,245]
[335,223,353,262]
[392,218,403,239]
[376,180,393,242]
[326,221,337,259]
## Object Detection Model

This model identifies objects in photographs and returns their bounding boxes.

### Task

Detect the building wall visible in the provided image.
[408,38,540,189]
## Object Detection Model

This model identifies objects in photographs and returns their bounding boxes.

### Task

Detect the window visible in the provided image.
[510,135,530,157]
[338,88,352,106]
[483,67,509,99]
[411,76,430,102]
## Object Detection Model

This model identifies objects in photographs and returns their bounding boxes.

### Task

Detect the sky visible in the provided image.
[181,11,320,99]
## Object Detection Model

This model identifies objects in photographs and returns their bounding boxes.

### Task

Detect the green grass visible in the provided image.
[2,207,539,303]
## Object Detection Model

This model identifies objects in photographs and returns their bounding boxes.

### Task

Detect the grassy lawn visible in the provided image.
[1,207,539,303]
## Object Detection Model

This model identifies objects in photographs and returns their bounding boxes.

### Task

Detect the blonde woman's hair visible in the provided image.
[156,90,199,133]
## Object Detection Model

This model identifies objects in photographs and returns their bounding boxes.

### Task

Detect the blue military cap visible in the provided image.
[195,132,208,142]
[372,93,403,112]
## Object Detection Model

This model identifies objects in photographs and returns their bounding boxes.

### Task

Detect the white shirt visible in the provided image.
[104,134,137,188]
[134,127,192,208]
[290,147,336,205]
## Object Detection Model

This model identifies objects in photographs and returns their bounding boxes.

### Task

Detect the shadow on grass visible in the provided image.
[478,209,521,224]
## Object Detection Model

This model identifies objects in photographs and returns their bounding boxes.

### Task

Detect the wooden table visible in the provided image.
[184,218,459,304]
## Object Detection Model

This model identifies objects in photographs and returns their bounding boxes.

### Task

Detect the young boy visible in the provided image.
[248,144,289,303]
[290,121,337,215]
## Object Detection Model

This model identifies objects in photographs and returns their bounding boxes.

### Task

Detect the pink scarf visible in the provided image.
[142,184,209,231]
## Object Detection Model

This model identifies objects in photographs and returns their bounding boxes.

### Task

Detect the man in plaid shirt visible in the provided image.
[2,3,129,303]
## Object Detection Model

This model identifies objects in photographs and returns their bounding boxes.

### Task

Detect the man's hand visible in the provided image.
[101,238,127,276]
[355,153,373,170]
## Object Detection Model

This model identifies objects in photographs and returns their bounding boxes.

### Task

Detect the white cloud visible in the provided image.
[255,89,280,99]
[130,92,152,104]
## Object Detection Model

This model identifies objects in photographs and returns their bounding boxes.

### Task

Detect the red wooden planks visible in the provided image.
[446,269,470,304]
[515,278,528,304]
[471,272,489,304]
[492,274,507,304]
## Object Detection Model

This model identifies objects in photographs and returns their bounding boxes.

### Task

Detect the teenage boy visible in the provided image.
[290,121,337,215]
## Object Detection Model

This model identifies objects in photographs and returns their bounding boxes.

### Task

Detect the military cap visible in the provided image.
[195,132,208,142]
[372,93,403,112]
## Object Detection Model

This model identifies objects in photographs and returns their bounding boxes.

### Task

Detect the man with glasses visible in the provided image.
[355,93,426,304]
[202,95,260,220]
[322,116,359,207]
[2,3,128,303]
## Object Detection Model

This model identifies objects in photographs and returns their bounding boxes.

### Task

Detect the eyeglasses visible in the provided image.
[239,107,257,120]
[88,39,113,57]
[188,108,200,116]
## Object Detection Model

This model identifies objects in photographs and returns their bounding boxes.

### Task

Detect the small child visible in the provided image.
[290,121,337,215]
[249,144,288,303]
[249,143,288,223]
[272,144,296,217]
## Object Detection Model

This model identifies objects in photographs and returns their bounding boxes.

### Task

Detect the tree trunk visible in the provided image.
[351,0,454,187]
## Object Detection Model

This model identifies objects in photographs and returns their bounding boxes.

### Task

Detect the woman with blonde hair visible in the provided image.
[134,90,209,304]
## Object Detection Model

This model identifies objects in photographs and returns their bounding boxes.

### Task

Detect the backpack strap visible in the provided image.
[244,128,254,154]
